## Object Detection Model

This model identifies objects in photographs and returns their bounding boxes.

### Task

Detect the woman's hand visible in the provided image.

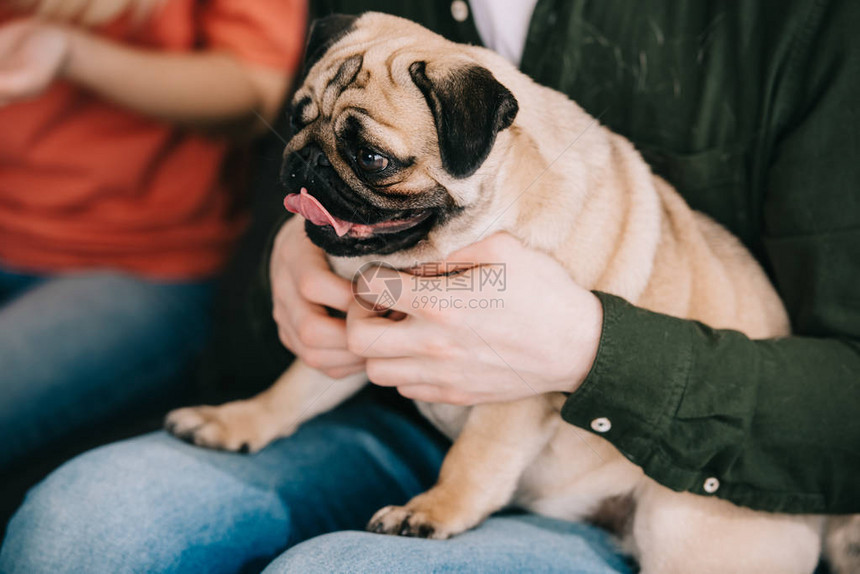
[270,217,367,379]
[346,233,604,405]
[0,20,69,106]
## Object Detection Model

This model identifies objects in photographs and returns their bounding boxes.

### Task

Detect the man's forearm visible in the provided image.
[562,292,860,514]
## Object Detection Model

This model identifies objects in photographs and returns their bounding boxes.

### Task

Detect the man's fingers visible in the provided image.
[293,311,350,350]
[346,301,420,357]
[301,348,365,373]
[320,362,367,380]
[396,384,443,401]
[296,267,354,312]
[275,297,352,352]
[276,317,365,376]
[279,286,344,344]
[395,384,478,406]
[365,358,429,387]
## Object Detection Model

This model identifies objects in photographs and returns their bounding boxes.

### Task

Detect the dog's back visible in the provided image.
[498,96,819,572]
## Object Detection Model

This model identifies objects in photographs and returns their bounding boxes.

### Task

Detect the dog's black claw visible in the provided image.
[164,421,177,434]
[399,518,435,538]
[367,520,387,534]
[238,443,250,454]
[398,515,414,536]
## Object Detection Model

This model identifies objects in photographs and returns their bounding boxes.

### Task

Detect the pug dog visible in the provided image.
[166,13,856,574]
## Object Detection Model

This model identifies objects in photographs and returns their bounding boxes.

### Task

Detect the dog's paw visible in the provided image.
[366,505,456,540]
[165,401,283,453]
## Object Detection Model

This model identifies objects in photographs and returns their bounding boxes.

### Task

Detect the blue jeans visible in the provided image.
[0,391,634,573]
[0,268,214,472]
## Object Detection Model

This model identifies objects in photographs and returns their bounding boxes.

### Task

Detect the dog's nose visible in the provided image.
[299,147,330,178]
[281,145,332,186]
[309,148,330,167]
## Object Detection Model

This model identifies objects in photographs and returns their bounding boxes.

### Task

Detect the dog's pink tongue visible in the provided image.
[284,188,353,237]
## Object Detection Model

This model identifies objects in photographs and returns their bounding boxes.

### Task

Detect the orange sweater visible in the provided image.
[0,0,305,279]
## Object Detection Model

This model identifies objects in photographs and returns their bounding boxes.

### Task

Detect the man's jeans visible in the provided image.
[0,390,633,573]
[0,268,214,473]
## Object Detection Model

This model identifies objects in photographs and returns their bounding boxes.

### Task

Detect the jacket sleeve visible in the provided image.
[561,0,860,514]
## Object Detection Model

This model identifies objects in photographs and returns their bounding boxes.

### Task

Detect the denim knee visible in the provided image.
[265,515,636,574]
[263,531,390,574]
[1,439,192,574]
[1,432,292,574]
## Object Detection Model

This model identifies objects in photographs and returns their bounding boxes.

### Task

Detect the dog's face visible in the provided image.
[281,13,518,258]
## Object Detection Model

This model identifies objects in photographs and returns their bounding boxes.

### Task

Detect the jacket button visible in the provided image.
[451,0,469,22]
[590,417,611,433]
[704,477,720,493]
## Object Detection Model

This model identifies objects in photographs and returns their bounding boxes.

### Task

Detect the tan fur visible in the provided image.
[825,516,860,574]
[166,13,854,573]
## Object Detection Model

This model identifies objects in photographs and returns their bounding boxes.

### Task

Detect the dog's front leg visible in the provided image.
[367,395,558,539]
[165,360,367,453]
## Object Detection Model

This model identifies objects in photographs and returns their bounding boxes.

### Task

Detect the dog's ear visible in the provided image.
[409,61,518,178]
[302,14,358,77]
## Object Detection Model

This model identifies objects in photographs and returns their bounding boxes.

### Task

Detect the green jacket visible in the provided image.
[306,0,860,514]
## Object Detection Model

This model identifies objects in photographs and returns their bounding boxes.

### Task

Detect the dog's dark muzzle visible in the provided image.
[281,146,367,219]
[280,144,442,257]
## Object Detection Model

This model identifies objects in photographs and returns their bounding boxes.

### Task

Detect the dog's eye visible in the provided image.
[357,148,389,173]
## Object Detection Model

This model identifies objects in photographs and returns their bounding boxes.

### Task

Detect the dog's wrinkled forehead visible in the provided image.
[290,12,519,180]
[291,15,434,127]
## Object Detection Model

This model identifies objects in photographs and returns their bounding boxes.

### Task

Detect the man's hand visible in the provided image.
[0,20,69,107]
[346,233,603,405]
[270,217,366,379]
